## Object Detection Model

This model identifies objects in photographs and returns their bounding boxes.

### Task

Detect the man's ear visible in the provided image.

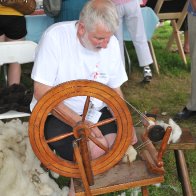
[77,22,86,36]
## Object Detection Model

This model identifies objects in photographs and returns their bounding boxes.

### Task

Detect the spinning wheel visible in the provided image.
[29,80,133,178]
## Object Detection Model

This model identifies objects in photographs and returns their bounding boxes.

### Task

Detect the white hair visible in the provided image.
[79,0,119,33]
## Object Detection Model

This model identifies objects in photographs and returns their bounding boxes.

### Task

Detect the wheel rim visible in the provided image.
[29,80,133,178]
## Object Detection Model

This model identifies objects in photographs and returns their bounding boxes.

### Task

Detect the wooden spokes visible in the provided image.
[88,135,109,152]
[47,95,116,151]
[89,117,116,129]
[29,80,133,178]
[48,106,116,152]
[46,132,74,144]
[82,96,91,122]
[46,131,109,152]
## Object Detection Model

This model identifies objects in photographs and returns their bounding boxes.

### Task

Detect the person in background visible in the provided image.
[0,5,27,86]
[175,0,196,120]
[54,0,88,22]
[30,0,137,164]
[181,17,190,54]
[112,0,153,83]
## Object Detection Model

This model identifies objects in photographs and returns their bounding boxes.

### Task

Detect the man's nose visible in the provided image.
[100,38,109,48]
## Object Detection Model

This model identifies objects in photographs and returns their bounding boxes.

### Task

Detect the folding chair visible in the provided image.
[154,0,189,64]
[0,40,37,120]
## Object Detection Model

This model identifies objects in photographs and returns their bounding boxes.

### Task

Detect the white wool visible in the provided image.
[156,119,182,144]
[38,183,53,195]
[0,152,3,169]
[50,171,60,179]
[0,119,69,196]
[168,118,182,143]
[0,149,37,196]
[156,120,169,130]
[122,145,137,163]
[148,120,156,128]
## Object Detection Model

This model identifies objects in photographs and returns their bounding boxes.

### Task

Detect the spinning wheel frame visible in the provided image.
[29,80,133,178]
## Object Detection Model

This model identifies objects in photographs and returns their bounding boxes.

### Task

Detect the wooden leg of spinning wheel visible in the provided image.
[141,186,149,196]
[79,135,94,186]
[73,141,92,196]
[174,150,193,196]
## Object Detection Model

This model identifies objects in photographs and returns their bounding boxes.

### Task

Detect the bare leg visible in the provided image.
[68,179,75,196]
[5,37,25,86]
[0,34,5,41]
[104,133,116,148]
[7,63,21,85]
[184,30,190,54]
[88,134,109,159]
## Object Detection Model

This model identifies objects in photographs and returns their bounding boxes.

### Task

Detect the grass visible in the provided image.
[1,21,195,195]
[114,21,196,196]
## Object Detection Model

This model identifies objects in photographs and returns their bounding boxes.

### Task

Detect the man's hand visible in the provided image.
[90,126,103,138]
[86,120,103,138]
[33,81,82,127]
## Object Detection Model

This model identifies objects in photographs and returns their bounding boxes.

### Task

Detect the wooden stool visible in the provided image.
[167,128,195,196]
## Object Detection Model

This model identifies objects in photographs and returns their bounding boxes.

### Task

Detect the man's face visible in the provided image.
[78,22,113,52]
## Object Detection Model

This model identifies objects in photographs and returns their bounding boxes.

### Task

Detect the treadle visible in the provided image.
[74,160,164,195]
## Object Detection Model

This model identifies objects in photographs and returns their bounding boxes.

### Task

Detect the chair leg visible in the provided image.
[148,41,160,75]
[141,186,149,196]
[174,150,193,196]
[124,42,131,78]
[167,20,187,65]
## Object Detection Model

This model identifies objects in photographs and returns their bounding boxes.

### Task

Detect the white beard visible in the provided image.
[80,32,101,52]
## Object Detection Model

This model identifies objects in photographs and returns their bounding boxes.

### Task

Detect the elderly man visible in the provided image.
[30,0,136,163]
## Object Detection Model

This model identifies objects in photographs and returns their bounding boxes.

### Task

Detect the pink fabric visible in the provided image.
[112,0,131,5]
[131,127,138,145]
[140,0,148,6]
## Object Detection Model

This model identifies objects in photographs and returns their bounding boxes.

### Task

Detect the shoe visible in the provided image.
[143,66,152,83]
[174,107,196,120]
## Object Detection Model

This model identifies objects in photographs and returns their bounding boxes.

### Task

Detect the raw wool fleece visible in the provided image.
[0,119,69,196]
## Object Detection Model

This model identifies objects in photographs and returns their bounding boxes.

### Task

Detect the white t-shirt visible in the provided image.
[30,21,128,114]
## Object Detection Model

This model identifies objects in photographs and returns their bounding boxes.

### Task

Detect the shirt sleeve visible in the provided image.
[31,28,60,86]
[107,36,128,88]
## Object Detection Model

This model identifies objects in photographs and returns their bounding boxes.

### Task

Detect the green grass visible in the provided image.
[118,21,196,196]
[101,21,196,196]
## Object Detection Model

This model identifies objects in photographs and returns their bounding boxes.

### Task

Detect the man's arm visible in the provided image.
[33,81,103,137]
[34,81,82,127]
[191,0,196,11]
